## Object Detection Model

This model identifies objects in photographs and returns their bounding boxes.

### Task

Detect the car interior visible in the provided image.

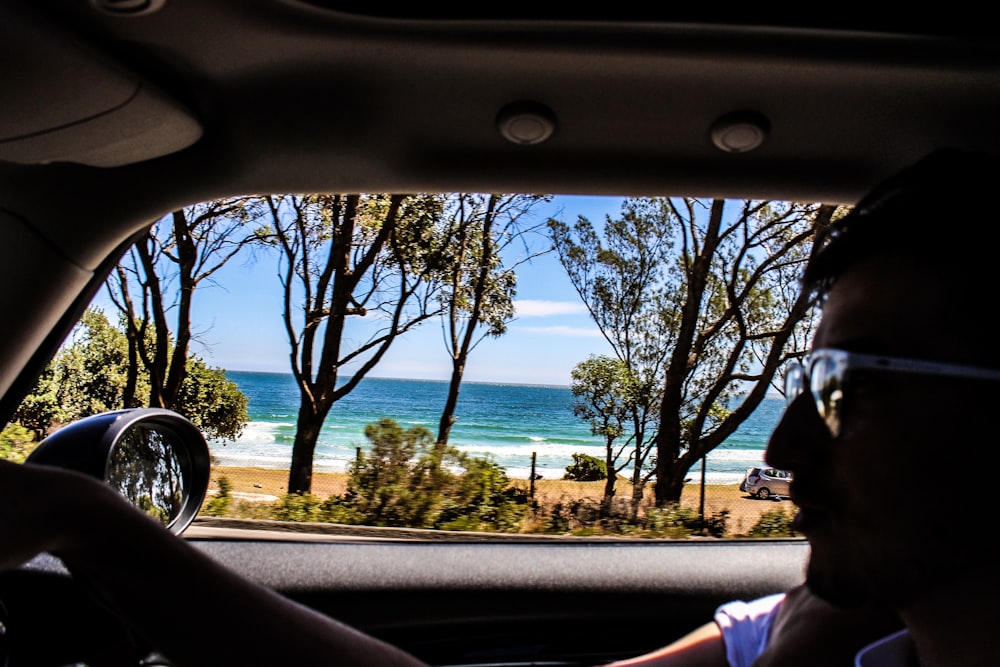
[2,2,999,665]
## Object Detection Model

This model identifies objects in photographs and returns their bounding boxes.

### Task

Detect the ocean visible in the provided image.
[211,371,785,485]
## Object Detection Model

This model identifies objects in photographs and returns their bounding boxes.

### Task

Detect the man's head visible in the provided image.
[765,149,1000,609]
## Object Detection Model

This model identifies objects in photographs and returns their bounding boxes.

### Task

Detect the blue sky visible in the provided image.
[98,195,631,387]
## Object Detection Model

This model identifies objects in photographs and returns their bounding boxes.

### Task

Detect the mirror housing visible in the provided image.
[26,408,211,535]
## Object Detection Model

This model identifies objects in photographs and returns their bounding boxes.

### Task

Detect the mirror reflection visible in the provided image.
[107,425,187,525]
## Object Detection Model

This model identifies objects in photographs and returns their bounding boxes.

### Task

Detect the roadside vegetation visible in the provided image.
[5,308,247,443]
[198,418,797,539]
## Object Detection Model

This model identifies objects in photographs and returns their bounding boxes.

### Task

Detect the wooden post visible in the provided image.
[699,455,707,534]
[530,451,537,499]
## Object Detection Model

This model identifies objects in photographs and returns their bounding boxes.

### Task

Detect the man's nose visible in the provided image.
[765,391,830,471]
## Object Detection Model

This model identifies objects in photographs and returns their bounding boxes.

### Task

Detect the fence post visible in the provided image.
[530,451,537,499]
[699,455,707,534]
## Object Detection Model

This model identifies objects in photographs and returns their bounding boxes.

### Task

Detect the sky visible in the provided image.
[90,195,632,387]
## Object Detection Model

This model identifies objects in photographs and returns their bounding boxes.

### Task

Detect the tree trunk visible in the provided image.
[601,438,617,517]
[655,459,689,505]
[437,361,463,444]
[654,426,686,504]
[287,401,327,495]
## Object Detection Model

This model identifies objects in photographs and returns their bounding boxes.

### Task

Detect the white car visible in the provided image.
[741,467,792,500]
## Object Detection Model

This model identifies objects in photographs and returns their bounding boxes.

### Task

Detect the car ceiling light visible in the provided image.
[709,110,770,154]
[496,101,557,145]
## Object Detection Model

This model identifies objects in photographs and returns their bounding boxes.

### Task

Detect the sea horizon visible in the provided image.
[211,371,783,485]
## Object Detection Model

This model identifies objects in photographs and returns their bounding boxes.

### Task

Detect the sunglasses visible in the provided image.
[783,348,1000,438]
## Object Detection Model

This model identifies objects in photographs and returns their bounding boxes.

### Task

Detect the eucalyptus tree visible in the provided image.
[434,193,551,445]
[569,354,642,515]
[263,194,448,495]
[550,199,675,506]
[106,198,267,409]
[552,197,835,506]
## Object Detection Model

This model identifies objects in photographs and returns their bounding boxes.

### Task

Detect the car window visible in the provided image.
[7,192,818,541]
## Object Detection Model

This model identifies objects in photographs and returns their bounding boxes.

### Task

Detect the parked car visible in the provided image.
[2,2,997,665]
[741,466,792,500]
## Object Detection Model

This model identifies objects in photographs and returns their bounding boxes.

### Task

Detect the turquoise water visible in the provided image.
[212,371,783,484]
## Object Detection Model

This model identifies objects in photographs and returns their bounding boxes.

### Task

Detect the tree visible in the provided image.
[550,199,674,506]
[569,355,636,514]
[435,193,551,445]
[552,197,835,505]
[13,308,248,440]
[173,355,250,441]
[106,198,266,409]
[14,307,137,436]
[263,194,447,494]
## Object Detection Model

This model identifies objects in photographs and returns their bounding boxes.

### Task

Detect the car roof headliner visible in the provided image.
[4,0,1000,218]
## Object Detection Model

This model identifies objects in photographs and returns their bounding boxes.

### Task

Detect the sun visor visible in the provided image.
[0,3,202,167]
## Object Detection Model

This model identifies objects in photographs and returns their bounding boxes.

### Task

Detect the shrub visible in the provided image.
[203,475,233,517]
[0,423,37,462]
[642,504,701,538]
[535,496,639,536]
[747,507,798,537]
[272,492,325,522]
[334,418,530,532]
[563,453,607,481]
[641,504,730,538]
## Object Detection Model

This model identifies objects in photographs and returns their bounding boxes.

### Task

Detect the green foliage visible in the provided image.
[262,193,454,494]
[435,194,551,338]
[13,307,248,441]
[135,494,171,524]
[203,475,233,517]
[14,308,140,435]
[534,496,730,538]
[345,418,432,526]
[11,365,62,436]
[641,504,729,538]
[0,423,37,462]
[432,194,551,446]
[549,208,669,493]
[272,493,325,522]
[700,509,730,538]
[570,355,635,440]
[57,308,135,417]
[552,197,829,505]
[747,507,798,537]
[314,418,529,532]
[541,498,603,534]
[174,356,249,441]
[563,452,607,481]
[434,456,530,533]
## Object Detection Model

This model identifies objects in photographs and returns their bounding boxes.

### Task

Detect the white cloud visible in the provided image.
[514,299,587,317]
[513,325,603,338]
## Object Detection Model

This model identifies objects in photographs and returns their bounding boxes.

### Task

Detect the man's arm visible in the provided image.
[606,621,729,667]
[0,459,429,667]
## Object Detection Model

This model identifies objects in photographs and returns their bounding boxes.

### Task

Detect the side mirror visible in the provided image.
[25,408,211,535]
